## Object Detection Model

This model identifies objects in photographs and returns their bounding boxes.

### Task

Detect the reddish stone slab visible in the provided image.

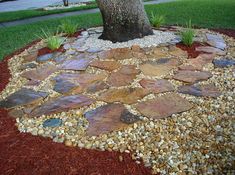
[98,87,149,105]
[85,104,129,136]
[53,72,107,94]
[86,81,109,93]
[139,79,174,94]
[136,93,193,119]
[90,60,121,71]
[178,84,221,98]
[186,54,214,70]
[98,48,132,60]
[107,65,140,87]
[173,70,212,84]
[22,51,38,63]
[0,88,48,109]
[31,95,95,117]
[21,64,57,83]
[196,46,226,56]
[140,58,180,76]
[60,54,94,71]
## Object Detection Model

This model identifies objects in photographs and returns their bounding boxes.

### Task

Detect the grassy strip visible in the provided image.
[0,2,98,23]
[0,0,235,61]
[0,0,153,23]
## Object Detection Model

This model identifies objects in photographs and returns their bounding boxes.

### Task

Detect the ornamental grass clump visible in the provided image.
[181,20,195,47]
[59,20,78,36]
[150,12,165,28]
[38,29,65,50]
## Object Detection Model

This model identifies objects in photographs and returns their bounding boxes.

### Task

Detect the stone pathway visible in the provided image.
[0,27,234,174]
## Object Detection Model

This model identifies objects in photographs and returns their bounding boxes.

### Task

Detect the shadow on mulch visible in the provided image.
[0,41,153,175]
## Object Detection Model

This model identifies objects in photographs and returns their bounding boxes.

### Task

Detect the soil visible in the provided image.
[212,28,235,39]
[38,46,65,57]
[0,41,153,175]
[176,42,207,58]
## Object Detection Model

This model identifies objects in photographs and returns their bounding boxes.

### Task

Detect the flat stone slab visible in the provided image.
[53,80,77,94]
[168,46,188,58]
[36,53,53,63]
[186,54,214,70]
[0,88,48,109]
[85,104,132,136]
[140,58,180,76]
[213,59,235,68]
[139,79,174,94]
[178,84,221,98]
[31,95,95,117]
[21,64,57,84]
[196,46,226,56]
[98,48,132,60]
[53,72,107,94]
[60,55,94,71]
[206,33,226,50]
[173,70,212,84]
[19,62,37,70]
[136,93,193,119]
[90,60,121,71]
[85,81,109,93]
[107,65,140,87]
[22,52,38,63]
[43,118,62,127]
[98,87,149,105]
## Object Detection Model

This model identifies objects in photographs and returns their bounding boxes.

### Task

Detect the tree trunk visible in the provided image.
[63,0,69,6]
[96,0,153,43]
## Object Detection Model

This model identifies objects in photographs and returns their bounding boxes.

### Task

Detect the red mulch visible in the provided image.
[0,42,153,175]
[212,28,235,39]
[176,42,207,58]
[38,46,65,57]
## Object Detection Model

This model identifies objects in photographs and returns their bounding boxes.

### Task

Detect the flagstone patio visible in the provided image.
[0,27,234,174]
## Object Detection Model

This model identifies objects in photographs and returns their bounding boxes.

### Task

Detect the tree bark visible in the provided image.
[96,0,153,43]
[63,0,69,6]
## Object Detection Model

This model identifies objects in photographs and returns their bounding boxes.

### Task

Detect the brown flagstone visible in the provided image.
[21,64,57,83]
[140,58,180,76]
[98,48,132,60]
[139,79,174,94]
[178,84,221,98]
[196,46,226,56]
[22,51,38,63]
[85,104,130,136]
[89,60,121,71]
[98,87,150,105]
[107,65,140,87]
[0,88,48,109]
[53,72,107,94]
[168,45,188,58]
[31,95,95,117]
[136,93,193,119]
[172,70,212,84]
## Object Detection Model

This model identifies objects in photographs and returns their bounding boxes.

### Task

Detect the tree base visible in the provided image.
[99,28,154,43]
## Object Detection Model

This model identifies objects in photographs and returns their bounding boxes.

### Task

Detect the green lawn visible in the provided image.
[0,0,235,61]
[0,0,152,23]
[0,2,98,23]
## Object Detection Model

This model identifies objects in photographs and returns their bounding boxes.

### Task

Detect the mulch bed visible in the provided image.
[176,42,207,58]
[38,46,65,57]
[0,42,153,175]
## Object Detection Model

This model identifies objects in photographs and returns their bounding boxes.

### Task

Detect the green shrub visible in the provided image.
[59,20,78,36]
[180,20,195,47]
[39,29,65,50]
[150,12,165,28]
